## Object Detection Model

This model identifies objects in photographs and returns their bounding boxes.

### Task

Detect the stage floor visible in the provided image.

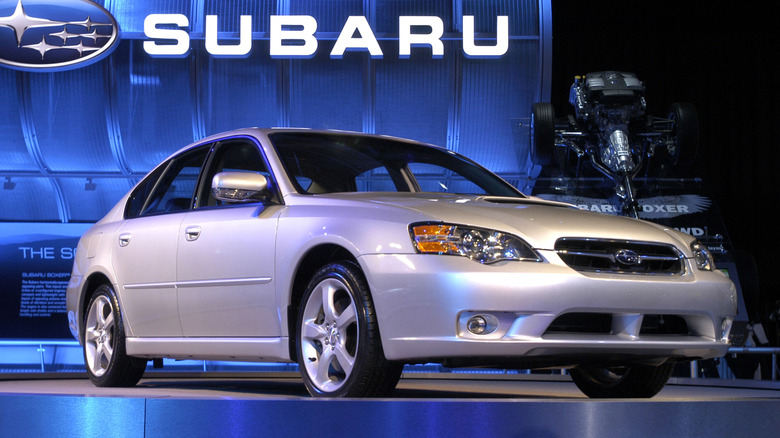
[2,374,779,437]
[2,373,780,400]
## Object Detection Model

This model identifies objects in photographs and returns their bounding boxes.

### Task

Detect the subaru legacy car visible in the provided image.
[66,128,736,398]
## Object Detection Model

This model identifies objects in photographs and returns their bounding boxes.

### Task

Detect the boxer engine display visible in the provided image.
[530,71,699,218]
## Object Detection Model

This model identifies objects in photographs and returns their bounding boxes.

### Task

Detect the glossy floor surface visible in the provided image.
[1,374,779,437]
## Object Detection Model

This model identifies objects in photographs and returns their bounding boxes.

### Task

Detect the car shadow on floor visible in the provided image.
[136,377,581,399]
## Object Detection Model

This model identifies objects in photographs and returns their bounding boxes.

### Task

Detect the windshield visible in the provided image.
[269,132,524,197]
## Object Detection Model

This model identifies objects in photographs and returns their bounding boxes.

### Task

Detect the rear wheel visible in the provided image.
[83,284,146,387]
[667,102,699,165]
[296,261,402,397]
[569,362,674,398]
[530,102,556,166]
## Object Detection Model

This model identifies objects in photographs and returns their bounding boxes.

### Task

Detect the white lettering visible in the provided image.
[270,15,318,58]
[60,247,76,260]
[205,15,252,57]
[463,16,508,58]
[331,16,383,59]
[18,247,55,259]
[143,14,190,57]
[399,16,444,59]
[676,227,705,237]
[143,14,509,59]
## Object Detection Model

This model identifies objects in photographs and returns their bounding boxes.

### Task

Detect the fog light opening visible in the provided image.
[466,314,498,335]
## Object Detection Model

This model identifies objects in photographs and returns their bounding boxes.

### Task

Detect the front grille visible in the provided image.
[546,313,612,334]
[543,313,690,336]
[640,314,689,335]
[555,238,684,275]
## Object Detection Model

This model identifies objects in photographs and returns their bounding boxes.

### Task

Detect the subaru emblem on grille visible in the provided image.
[614,249,641,266]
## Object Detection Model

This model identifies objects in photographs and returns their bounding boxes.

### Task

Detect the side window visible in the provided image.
[196,139,275,208]
[137,146,210,216]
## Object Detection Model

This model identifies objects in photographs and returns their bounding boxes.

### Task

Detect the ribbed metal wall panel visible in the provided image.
[106,0,197,34]
[290,0,363,32]
[374,43,452,148]
[203,0,276,33]
[374,0,453,33]
[26,66,116,173]
[0,71,35,172]
[113,41,197,173]
[459,40,536,173]
[289,47,364,131]
[199,42,280,134]
[58,177,136,222]
[462,0,538,34]
[0,178,61,222]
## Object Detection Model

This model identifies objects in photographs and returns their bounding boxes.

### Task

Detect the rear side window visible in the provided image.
[125,146,210,218]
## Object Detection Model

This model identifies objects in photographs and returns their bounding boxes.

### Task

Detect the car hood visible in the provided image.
[350,192,691,251]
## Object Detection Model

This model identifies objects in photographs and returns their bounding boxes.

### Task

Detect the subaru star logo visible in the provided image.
[614,249,641,266]
[0,0,119,72]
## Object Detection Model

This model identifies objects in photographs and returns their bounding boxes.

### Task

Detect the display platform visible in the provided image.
[1,373,779,437]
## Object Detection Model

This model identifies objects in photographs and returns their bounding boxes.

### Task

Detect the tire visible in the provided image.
[530,102,556,166]
[296,261,402,397]
[83,284,146,387]
[667,102,699,165]
[569,362,674,398]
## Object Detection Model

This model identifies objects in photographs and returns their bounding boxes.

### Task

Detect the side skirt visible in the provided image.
[126,337,290,362]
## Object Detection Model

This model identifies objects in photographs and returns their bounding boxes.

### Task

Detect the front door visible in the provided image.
[175,138,283,337]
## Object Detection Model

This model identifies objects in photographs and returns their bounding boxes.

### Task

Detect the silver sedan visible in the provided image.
[66,128,736,398]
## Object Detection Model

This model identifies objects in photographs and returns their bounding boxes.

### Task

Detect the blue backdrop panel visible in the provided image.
[374,0,454,33]
[108,0,196,35]
[375,43,453,148]
[290,0,363,31]
[199,42,281,134]
[26,66,117,173]
[113,41,198,173]
[0,70,36,172]
[58,177,136,222]
[204,0,277,33]
[459,41,537,174]
[464,0,540,34]
[289,46,365,132]
[0,178,62,222]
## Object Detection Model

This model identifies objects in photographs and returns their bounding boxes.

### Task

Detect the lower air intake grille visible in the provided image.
[555,238,684,275]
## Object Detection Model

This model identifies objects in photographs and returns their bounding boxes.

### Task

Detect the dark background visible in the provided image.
[550,0,779,337]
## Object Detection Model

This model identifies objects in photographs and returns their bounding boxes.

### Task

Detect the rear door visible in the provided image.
[112,146,209,337]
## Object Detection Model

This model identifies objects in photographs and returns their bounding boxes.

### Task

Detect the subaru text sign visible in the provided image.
[143,14,509,59]
[0,0,119,72]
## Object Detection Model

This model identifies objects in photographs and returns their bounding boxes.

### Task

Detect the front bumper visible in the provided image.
[360,252,737,366]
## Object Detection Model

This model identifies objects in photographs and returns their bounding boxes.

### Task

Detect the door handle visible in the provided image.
[118,233,131,247]
[185,226,202,241]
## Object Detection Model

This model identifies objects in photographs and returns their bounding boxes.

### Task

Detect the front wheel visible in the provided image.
[569,362,674,398]
[296,261,402,397]
[83,284,146,387]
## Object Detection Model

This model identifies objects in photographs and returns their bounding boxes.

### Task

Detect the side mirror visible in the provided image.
[211,171,270,202]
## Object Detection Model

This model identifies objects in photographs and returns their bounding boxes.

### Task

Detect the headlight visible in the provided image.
[690,240,715,271]
[410,223,542,264]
